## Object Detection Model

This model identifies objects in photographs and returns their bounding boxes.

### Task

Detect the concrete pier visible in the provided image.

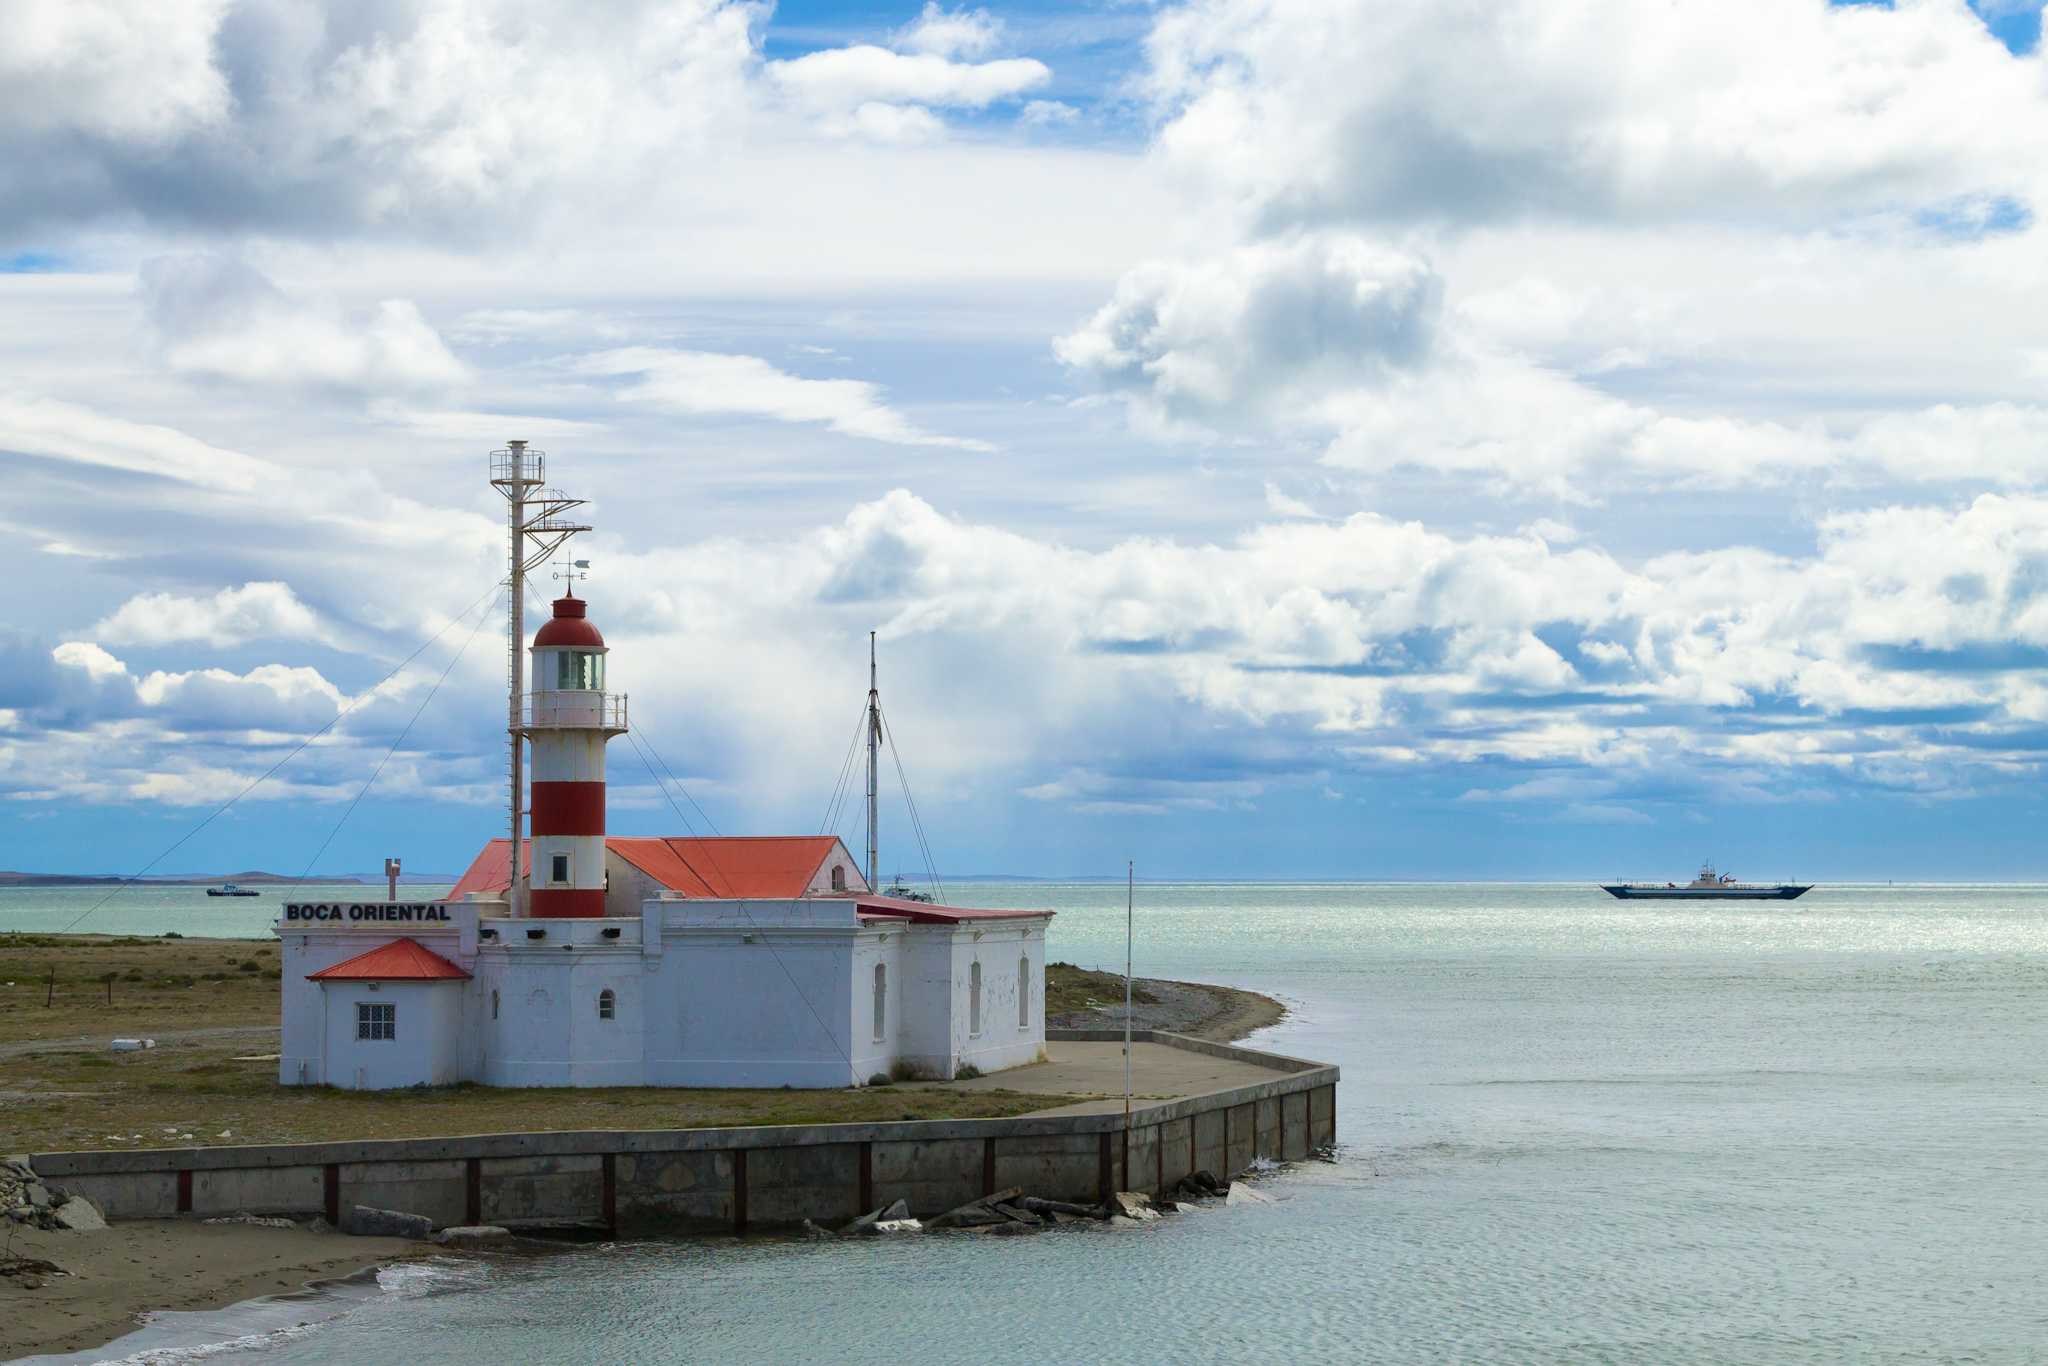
[29,1031,1338,1232]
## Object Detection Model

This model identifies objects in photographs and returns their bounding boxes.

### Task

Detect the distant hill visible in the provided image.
[0,870,366,887]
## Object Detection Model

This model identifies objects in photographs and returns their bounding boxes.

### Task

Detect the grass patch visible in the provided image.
[1045,961,1158,1019]
[1,933,1092,1153]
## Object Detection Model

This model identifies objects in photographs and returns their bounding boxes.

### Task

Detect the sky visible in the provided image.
[4,0,2048,883]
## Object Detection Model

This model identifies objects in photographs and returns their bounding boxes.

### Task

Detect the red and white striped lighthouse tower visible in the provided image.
[524,592,626,917]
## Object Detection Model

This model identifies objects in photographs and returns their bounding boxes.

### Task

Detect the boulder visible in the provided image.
[1176,1170,1229,1198]
[839,1199,912,1237]
[432,1225,511,1246]
[870,1218,923,1235]
[25,1184,50,1210]
[1016,1196,1105,1221]
[1111,1191,1158,1220]
[51,1197,106,1233]
[345,1206,433,1239]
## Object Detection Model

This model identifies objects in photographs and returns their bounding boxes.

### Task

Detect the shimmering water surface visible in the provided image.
[12,882,2048,1364]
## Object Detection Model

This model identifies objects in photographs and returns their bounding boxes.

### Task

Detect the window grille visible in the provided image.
[356,1002,395,1041]
[598,989,616,1021]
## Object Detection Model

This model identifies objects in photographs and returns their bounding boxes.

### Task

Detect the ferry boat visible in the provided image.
[1601,864,1810,900]
[206,883,261,897]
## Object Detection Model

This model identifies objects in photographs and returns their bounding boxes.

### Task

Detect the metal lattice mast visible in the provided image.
[865,630,879,892]
[490,441,589,918]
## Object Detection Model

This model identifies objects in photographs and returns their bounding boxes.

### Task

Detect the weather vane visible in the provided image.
[553,556,590,593]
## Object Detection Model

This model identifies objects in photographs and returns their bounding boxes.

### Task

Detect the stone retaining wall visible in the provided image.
[28,1031,1338,1233]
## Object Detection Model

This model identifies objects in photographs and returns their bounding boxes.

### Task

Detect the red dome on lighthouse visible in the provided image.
[534,595,605,648]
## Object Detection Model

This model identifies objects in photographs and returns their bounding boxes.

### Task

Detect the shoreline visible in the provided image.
[0,1220,419,1361]
[5,967,1291,1359]
[1047,974,1286,1044]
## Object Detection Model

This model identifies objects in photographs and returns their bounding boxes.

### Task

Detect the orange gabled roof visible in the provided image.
[307,937,470,982]
[610,836,847,899]
[442,835,851,903]
[444,839,527,904]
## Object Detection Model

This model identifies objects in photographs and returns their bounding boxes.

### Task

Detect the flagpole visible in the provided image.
[1124,859,1133,1139]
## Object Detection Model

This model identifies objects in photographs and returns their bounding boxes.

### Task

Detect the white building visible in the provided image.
[278,587,1053,1090]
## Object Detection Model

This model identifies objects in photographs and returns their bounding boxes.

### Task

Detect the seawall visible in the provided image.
[28,1031,1338,1232]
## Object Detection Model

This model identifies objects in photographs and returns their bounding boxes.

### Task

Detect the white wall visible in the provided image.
[318,980,462,1089]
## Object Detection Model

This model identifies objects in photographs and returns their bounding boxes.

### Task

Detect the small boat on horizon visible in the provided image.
[206,882,261,898]
[1601,863,1810,900]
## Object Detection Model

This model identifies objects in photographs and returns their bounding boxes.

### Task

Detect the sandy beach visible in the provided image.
[0,1220,416,1361]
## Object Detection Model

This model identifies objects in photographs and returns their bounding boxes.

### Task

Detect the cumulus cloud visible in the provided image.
[1056,233,1441,425]
[767,45,1048,118]
[1145,0,2046,230]
[92,582,327,648]
[896,4,1004,59]
[0,0,761,236]
[141,255,465,392]
[577,348,994,450]
[0,0,231,143]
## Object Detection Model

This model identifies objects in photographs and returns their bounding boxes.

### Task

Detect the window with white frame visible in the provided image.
[873,963,887,1041]
[550,854,569,884]
[598,989,616,1021]
[356,1001,395,1041]
[831,864,847,892]
[969,961,982,1037]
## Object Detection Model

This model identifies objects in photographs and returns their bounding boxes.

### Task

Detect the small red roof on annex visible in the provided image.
[849,894,1055,925]
[307,937,470,982]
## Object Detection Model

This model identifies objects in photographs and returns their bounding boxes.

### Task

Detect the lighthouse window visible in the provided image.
[356,1002,395,1041]
[550,854,569,884]
[598,989,616,1021]
[556,651,604,691]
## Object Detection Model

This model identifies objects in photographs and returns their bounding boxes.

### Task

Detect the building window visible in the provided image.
[970,961,982,1037]
[550,854,570,884]
[831,864,847,892]
[491,990,499,1021]
[556,650,604,691]
[1019,955,1030,1028]
[356,1001,395,1041]
[873,963,887,1041]
[598,989,616,1021]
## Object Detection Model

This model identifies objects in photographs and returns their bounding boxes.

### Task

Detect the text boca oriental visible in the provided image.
[283,903,452,923]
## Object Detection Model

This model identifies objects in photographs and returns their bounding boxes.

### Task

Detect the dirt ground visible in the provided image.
[1045,962,1286,1042]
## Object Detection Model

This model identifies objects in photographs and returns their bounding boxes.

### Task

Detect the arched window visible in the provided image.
[832,864,847,892]
[491,990,499,1021]
[873,963,887,1041]
[969,961,982,1037]
[1019,956,1030,1028]
[598,989,616,1021]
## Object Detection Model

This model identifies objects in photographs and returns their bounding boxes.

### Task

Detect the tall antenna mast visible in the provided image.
[865,630,879,893]
[489,441,589,918]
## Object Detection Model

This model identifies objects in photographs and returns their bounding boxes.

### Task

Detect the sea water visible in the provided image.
[10,882,2048,1364]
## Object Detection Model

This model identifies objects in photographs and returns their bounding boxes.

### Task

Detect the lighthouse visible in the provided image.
[524,592,626,917]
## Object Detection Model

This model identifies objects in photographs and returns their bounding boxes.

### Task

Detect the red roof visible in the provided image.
[534,596,604,649]
[610,836,848,899]
[440,837,1051,922]
[307,937,470,982]
[444,835,853,903]
[851,894,1055,925]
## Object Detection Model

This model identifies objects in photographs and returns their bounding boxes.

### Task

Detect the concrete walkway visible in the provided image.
[925,1040,1294,1117]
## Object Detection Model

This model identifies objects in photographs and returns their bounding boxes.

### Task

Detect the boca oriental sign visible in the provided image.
[284,902,452,923]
